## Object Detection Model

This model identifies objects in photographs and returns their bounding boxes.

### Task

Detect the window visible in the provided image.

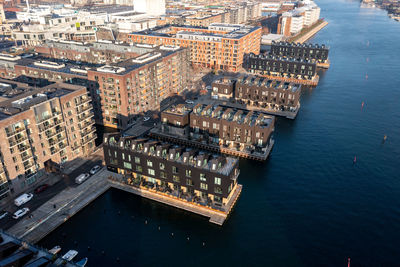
[135,157,140,163]
[200,183,208,190]
[173,175,180,182]
[160,171,166,179]
[214,187,222,194]
[172,166,178,174]
[148,169,155,176]
[159,163,165,170]
[122,153,125,160]
[123,162,132,169]
[136,166,142,172]
[147,160,153,167]
[186,178,194,186]
[186,169,191,177]
[215,177,221,185]
[200,173,206,181]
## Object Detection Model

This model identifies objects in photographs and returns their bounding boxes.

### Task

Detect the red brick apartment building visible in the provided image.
[126,23,261,71]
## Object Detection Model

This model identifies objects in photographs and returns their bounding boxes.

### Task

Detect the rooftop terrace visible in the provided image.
[193,103,274,128]
[104,134,238,176]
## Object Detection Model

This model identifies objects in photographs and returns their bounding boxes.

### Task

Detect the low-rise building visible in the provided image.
[210,75,301,118]
[103,133,240,206]
[155,103,275,160]
[270,41,329,63]
[243,52,317,80]
[0,79,96,204]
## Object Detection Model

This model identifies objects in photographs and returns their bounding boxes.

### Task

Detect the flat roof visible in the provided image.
[0,78,84,120]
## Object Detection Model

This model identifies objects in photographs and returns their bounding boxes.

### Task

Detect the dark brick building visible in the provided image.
[270,41,329,63]
[243,52,317,80]
[103,133,240,205]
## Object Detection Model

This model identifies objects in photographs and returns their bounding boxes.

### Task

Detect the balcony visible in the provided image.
[21,153,33,162]
[81,126,96,139]
[49,135,66,146]
[75,96,90,107]
[78,111,94,122]
[45,127,64,139]
[8,134,28,147]
[39,119,63,132]
[81,133,96,144]
[76,104,92,115]
[5,126,26,137]
[17,144,30,153]
[78,118,95,130]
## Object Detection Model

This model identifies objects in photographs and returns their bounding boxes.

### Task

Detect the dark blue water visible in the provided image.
[39,1,400,266]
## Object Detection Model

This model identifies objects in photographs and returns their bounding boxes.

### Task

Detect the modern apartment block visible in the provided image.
[277,2,321,36]
[35,40,155,64]
[0,79,96,204]
[153,103,275,160]
[190,104,274,150]
[211,75,301,118]
[0,42,191,130]
[127,23,261,71]
[86,46,190,129]
[243,52,317,81]
[270,41,329,63]
[103,133,240,205]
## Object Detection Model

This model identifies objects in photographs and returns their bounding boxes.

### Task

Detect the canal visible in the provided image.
[39,0,400,266]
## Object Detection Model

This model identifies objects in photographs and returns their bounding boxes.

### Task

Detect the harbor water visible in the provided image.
[39,0,400,266]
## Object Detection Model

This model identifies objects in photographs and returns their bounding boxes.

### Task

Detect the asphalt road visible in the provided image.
[0,155,103,230]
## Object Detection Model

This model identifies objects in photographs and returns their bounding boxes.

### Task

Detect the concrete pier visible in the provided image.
[8,169,241,243]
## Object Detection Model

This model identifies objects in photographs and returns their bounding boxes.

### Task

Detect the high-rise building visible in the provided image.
[127,23,261,71]
[0,79,96,204]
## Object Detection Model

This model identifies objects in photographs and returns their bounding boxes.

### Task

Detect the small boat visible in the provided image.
[49,245,61,255]
[62,250,78,261]
[76,257,88,267]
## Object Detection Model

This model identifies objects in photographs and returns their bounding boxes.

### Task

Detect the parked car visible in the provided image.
[206,85,212,90]
[0,210,8,220]
[90,165,101,175]
[34,184,49,194]
[13,208,29,219]
[185,99,194,104]
[14,193,33,207]
[143,116,151,122]
[75,173,90,185]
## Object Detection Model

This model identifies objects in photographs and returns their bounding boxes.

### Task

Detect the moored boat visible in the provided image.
[62,250,78,261]
[76,257,88,267]
[49,245,61,255]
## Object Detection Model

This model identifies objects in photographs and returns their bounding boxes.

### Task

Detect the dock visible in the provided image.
[109,179,242,226]
[8,169,241,243]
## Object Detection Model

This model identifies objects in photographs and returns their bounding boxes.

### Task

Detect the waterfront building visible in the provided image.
[86,45,190,129]
[211,74,301,117]
[126,23,261,71]
[0,79,96,204]
[103,134,240,206]
[277,1,320,36]
[189,104,275,152]
[243,52,317,81]
[152,103,275,160]
[0,42,191,130]
[270,41,329,63]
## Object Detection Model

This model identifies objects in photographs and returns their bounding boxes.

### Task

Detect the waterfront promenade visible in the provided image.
[8,168,241,243]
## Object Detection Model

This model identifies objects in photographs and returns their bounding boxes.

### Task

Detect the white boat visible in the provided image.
[62,250,78,261]
[49,245,61,255]
[76,257,88,267]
